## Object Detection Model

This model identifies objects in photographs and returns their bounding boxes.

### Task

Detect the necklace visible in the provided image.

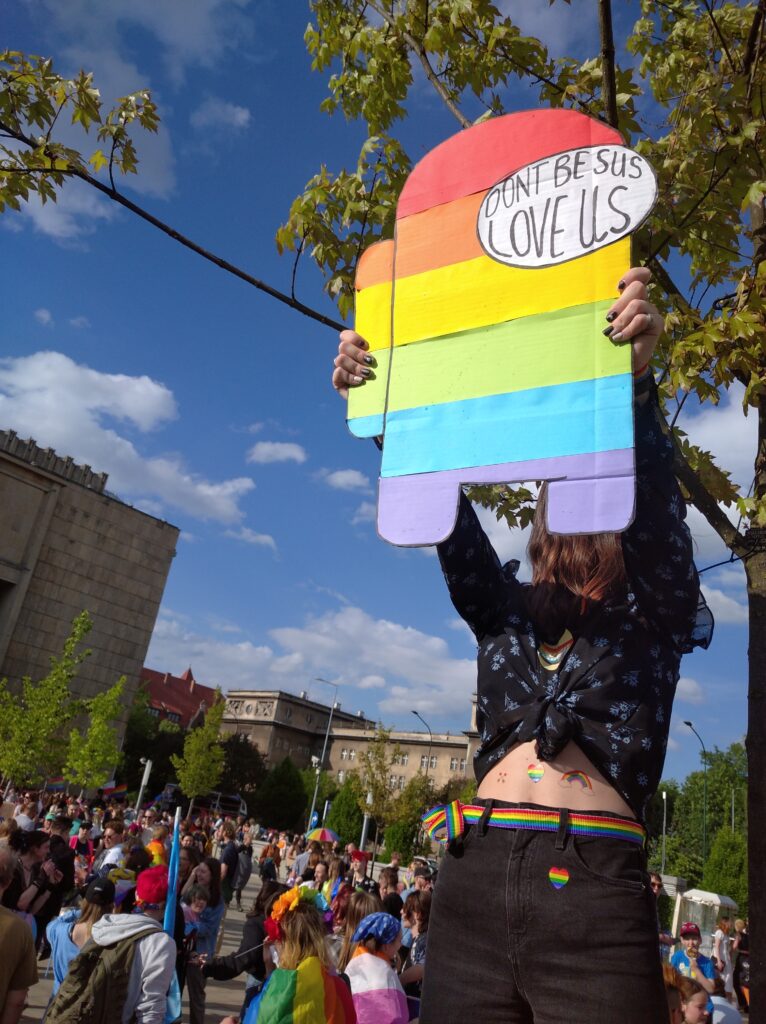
[537,629,574,671]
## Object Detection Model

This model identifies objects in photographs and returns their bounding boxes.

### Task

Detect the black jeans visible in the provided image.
[420,800,667,1023]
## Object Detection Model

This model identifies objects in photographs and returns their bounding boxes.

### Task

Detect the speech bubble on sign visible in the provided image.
[348,109,658,546]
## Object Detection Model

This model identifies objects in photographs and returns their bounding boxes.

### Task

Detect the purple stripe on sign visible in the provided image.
[377,448,635,546]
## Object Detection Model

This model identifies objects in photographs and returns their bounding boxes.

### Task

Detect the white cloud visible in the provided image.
[247,441,307,465]
[682,384,757,496]
[358,674,386,690]
[148,603,476,722]
[352,501,377,526]
[34,308,54,327]
[0,351,254,523]
[19,179,121,243]
[224,526,277,551]
[676,677,705,705]
[69,315,91,329]
[271,606,475,718]
[318,468,373,493]
[190,97,251,132]
[700,585,748,625]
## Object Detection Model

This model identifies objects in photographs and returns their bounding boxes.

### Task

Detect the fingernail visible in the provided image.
[606,311,617,322]
[611,330,624,342]
[353,375,364,384]
[360,367,371,377]
[602,325,614,337]
[364,355,374,365]
[617,280,626,291]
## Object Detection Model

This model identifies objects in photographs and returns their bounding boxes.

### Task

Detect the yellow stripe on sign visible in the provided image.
[392,239,630,346]
[355,278,392,351]
[386,300,629,412]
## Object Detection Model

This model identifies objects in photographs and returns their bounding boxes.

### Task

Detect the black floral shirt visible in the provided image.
[437,383,713,824]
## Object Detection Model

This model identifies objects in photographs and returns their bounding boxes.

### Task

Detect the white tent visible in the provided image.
[672,888,739,956]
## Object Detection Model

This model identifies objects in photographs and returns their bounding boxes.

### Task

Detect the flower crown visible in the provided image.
[265,885,332,942]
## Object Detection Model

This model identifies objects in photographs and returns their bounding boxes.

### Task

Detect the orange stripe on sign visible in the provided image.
[355,237,395,291]
[394,192,485,279]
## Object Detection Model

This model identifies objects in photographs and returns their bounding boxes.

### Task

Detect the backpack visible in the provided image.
[45,926,157,1024]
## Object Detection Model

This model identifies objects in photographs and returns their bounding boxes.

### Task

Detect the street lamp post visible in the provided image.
[412,710,433,777]
[308,677,338,830]
[684,720,708,865]
[661,790,667,875]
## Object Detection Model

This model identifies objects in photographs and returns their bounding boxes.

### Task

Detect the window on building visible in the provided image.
[389,774,397,789]
[460,758,466,772]
[338,770,345,783]
[341,748,348,760]
[398,775,405,790]
[401,752,409,766]
[167,712,180,724]
[306,713,313,724]
[420,754,429,770]
[450,757,459,771]
[349,749,356,761]
[284,707,292,720]
[429,755,437,769]
[147,707,159,718]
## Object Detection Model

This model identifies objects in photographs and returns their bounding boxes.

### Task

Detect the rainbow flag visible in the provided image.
[103,783,128,797]
[44,777,66,792]
[245,956,355,1024]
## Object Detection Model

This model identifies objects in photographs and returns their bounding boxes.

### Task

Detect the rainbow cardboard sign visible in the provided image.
[348,109,657,546]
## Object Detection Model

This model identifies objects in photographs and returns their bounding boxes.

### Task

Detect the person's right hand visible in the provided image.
[332,330,375,400]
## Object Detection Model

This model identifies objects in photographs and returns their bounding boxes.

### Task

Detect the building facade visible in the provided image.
[222,688,481,791]
[141,666,219,729]
[0,430,179,736]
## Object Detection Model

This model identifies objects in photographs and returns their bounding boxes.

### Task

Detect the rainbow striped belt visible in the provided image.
[422,800,645,846]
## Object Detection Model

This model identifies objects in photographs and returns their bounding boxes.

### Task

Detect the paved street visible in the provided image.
[22,873,264,1023]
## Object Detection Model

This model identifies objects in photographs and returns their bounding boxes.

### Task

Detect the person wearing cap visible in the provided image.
[88,865,177,1024]
[46,876,116,995]
[345,912,408,1024]
[0,844,38,1024]
[671,922,716,996]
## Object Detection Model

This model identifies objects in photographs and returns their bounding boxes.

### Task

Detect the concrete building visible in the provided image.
[222,688,481,791]
[0,430,178,736]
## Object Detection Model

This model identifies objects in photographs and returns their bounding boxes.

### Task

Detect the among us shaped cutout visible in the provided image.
[348,109,657,546]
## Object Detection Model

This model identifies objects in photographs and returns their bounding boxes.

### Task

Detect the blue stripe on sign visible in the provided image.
[380,373,633,478]
[348,413,385,439]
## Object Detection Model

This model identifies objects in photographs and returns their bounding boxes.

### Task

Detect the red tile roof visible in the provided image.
[140,666,219,729]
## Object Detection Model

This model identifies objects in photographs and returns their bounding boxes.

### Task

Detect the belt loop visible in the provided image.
[555,808,569,850]
[477,799,494,837]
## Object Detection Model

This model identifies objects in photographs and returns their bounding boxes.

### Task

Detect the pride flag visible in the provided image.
[103,782,128,797]
[44,777,66,792]
[244,956,355,1024]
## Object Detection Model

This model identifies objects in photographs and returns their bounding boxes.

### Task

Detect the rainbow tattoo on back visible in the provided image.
[560,770,593,790]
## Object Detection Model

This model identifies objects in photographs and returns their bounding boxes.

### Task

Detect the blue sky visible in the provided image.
[3,1,753,786]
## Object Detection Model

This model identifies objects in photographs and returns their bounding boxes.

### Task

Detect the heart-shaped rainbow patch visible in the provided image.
[548,866,569,890]
[527,764,544,783]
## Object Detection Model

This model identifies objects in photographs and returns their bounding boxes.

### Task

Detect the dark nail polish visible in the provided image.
[606,311,617,322]
[602,326,614,337]
[617,280,626,291]
[364,355,374,365]
[360,367,372,377]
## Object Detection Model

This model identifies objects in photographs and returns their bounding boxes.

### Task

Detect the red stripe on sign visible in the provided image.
[396,109,623,220]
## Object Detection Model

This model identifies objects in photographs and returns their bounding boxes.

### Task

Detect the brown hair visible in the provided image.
[279,901,332,971]
[527,483,626,640]
[676,975,705,1003]
[78,896,114,936]
[337,890,383,972]
[403,890,431,933]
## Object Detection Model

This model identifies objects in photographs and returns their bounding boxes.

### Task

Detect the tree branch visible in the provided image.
[598,0,619,128]
[672,437,749,557]
[743,0,766,74]
[0,120,345,333]
[367,0,471,128]
[701,0,740,72]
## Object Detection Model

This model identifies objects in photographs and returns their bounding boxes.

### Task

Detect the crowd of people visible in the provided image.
[0,786,750,1023]
[0,787,442,1023]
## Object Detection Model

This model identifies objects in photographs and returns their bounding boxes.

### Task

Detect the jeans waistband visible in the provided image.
[422,800,646,846]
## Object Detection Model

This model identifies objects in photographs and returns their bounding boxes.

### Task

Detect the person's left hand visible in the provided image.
[604,267,664,372]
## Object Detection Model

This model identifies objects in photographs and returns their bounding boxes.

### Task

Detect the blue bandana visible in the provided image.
[352,911,401,945]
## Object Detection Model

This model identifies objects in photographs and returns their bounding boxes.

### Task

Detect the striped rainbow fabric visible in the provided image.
[348,109,637,545]
[245,956,356,1024]
[345,949,409,1024]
